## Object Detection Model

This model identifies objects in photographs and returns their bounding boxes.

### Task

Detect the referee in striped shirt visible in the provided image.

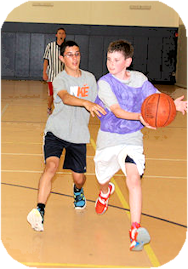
[43,28,66,114]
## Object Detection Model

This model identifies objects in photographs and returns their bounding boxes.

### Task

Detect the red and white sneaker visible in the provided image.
[129,222,150,251]
[95,182,115,214]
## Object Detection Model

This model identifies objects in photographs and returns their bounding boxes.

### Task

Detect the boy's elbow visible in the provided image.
[110,104,122,118]
[112,109,121,118]
[62,96,69,105]
[58,91,69,104]
[115,113,122,118]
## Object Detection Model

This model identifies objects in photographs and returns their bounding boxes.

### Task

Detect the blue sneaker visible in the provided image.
[73,184,86,209]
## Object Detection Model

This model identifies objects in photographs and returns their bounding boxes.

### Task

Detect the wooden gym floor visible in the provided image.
[1,80,187,268]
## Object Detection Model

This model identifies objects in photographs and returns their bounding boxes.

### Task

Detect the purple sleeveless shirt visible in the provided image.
[95,73,157,134]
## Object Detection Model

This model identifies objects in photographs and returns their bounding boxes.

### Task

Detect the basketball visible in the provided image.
[141,93,176,128]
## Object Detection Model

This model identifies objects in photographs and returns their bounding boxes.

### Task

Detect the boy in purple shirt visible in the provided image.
[94,40,187,251]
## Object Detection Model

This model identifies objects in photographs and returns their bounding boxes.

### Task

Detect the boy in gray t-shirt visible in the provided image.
[27,41,106,231]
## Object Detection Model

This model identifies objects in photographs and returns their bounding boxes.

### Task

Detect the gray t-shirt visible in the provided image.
[45,69,97,143]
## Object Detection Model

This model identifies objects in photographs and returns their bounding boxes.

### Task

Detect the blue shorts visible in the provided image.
[44,132,86,173]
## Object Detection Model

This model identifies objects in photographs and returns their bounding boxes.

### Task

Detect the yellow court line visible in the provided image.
[22,262,149,268]
[0,139,162,269]
[90,138,161,267]
[1,103,9,116]
[111,177,159,266]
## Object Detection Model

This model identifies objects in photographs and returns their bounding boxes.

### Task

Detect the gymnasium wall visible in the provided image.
[5,1,180,27]
[176,0,188,88]
[1,1,187,86]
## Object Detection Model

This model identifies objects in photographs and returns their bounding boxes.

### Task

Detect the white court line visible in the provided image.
[146,157,187,162]
[1,153,43,156]
[1,153,93,159]
[1,169,69,174]
[0,152,96,160]
[1,103,9,116]
[1,152,187,162]
[1,169,186,179]
[1,142,42,145]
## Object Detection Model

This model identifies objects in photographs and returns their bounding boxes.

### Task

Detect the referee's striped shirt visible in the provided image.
[43,41,64,82]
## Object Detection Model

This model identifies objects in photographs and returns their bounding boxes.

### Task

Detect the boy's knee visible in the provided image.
[45,158,59,175]
[126,174,141,190]
[73,173,86,185]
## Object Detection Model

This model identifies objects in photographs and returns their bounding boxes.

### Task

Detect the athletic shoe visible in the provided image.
[73,185,86,209]
[27,208,44,232]
[95,182,115,214]
[129,223,150,251]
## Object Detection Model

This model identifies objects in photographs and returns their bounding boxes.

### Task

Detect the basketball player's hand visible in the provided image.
[84,101,107,117]
[139,115,156,130]
[174,95,187,115]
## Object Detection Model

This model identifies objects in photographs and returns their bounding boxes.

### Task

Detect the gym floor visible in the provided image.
[1,80,187,268]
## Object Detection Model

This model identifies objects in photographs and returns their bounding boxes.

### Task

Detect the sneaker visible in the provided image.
[73,185,86,209]
[129,223,150,251]
[27,208,44,232]
[95,182,115,214]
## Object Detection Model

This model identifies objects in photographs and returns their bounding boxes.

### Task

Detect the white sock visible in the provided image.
[101,188,110,198]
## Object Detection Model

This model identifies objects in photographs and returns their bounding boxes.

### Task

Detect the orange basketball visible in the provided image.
[141,93,176,128]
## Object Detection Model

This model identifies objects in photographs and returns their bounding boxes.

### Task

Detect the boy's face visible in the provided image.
[107,51,132,77]
[60,46,81,72]
[56,29,66,43]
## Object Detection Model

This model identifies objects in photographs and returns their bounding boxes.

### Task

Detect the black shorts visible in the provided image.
[125,155,143,178]
[125,155,136,164]
[44,132,86,173]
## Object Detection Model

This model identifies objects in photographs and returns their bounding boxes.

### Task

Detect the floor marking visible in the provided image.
[2,153,43,156]
[0,170,95,177]
[1,141,42,145]
[142,175,186,179]
[111,175,160,267]
[1,153,95,159]
[90,138,161,267]
[0,151,188,163]
[0,138,185,267]
[0,140,188,162]
[1,169,186,180]
[1,170,70,174]
[146,158,187,162]
[21,262,148,268]
[2,182,187,229]
[1,103,9,116]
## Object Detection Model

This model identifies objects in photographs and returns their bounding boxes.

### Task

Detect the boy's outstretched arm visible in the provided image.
[110,103,140,120]
[110,103,156,129]
[174,95,187,115]
[58,90,106,117]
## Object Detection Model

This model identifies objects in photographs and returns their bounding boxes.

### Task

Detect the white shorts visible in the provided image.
[94,144,145,184]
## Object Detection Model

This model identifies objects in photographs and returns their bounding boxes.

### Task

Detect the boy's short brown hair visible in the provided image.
[60,40,79,56]
[107,40,134,59]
